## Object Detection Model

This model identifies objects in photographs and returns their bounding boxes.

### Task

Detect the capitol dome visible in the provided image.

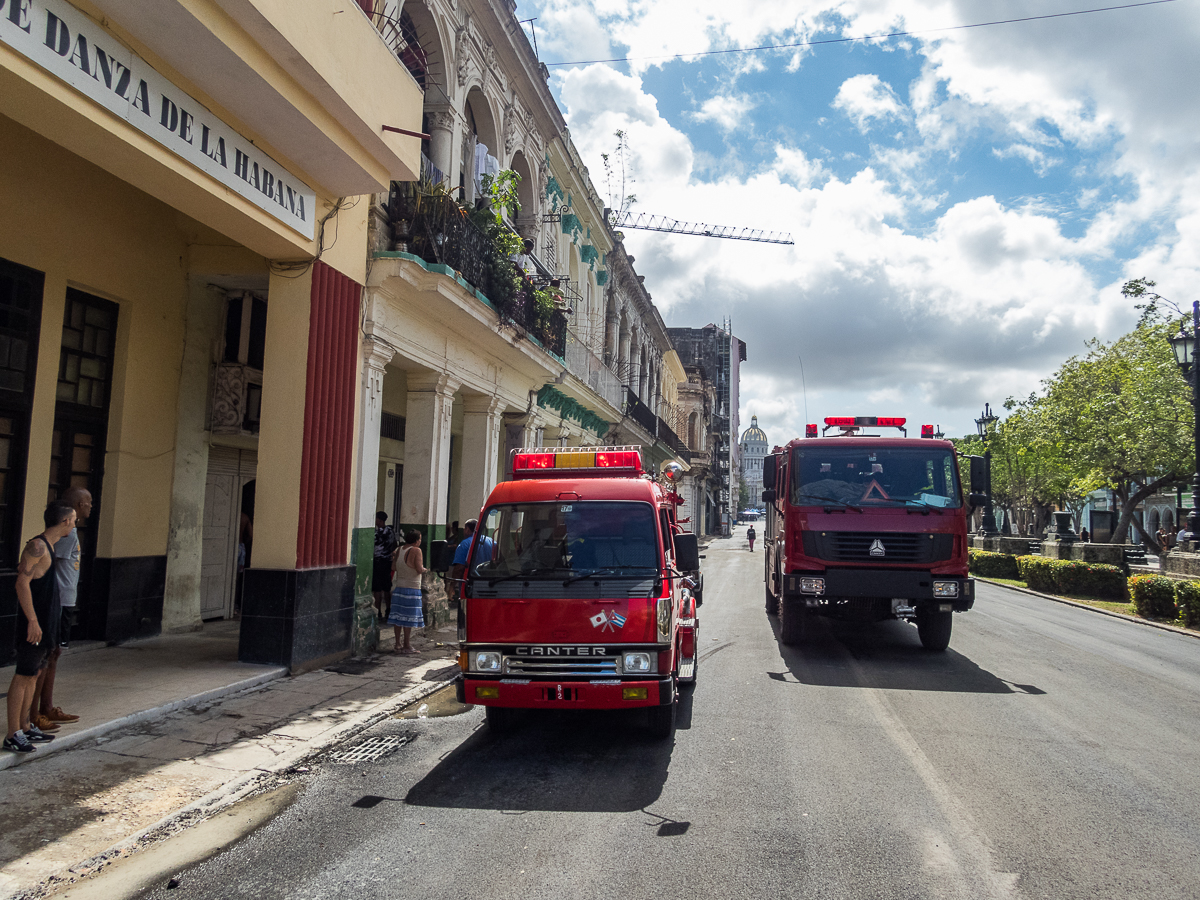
[740,416,768,444]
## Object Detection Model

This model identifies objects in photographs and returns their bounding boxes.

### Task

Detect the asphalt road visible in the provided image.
[136,528,1200,900]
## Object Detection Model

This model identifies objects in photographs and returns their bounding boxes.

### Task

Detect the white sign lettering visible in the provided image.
[0,0,316,238]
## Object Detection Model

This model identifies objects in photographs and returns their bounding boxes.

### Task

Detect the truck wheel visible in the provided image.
[485,706,518,733]
[648,695,677,739]
[765,584,779,616]
[779,596,809,645]
[916,609,953,652]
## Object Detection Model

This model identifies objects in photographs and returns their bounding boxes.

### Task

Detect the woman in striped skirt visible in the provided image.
[389,530,426,655]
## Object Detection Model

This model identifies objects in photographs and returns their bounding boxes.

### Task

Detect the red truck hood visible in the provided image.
[466,596,659,645]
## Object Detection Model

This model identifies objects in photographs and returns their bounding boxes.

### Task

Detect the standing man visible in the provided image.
[448,519,493,601]
[29,487,91,733]
[5,501,76,752]
[747,524,757,552]
[372,511,397,620]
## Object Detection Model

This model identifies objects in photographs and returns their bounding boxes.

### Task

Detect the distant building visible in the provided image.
[739,416,769,508]
[667,323,745,535]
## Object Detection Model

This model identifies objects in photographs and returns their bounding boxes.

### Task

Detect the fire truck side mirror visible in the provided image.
[761,489,777,504]
[968,455,987,493]
[674,533,700,571]
[762,454,777,490]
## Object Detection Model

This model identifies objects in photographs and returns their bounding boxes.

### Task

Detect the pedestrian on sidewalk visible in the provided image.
[747,525,756,552]
[28,487,91,734]
[449,519,493,601]
[389,530,426,655]
[5,501,76,753]
[373,511,398,620]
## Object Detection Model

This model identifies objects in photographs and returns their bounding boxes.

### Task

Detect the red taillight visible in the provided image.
[921,424,934,438]
[876,417,907,427]
[596,450,641,471]
[805,423,818,438]
[513,452,555,471]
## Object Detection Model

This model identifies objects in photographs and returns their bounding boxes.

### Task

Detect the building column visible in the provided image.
[427,108,455,182]
[458,394,504,525]
[350,338,394,655]
[240,261,359,672]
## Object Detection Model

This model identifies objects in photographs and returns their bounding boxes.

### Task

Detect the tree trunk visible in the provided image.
[1111,475,1175,545]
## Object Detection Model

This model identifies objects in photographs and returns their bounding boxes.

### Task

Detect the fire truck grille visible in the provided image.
[802,532,953,563]
[472,579,657,600]
[505,656,620,678]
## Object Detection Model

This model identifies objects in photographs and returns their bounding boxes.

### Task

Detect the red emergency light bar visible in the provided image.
[511,447,644,478]
[822,416,908,436]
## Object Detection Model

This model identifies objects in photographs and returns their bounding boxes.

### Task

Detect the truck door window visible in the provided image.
[659,509,673,557]
[471,502,660,580]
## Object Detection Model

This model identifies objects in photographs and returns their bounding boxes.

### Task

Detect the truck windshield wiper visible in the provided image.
[563,566,658,586]
[484,567,563,586]
[796,493,863,512]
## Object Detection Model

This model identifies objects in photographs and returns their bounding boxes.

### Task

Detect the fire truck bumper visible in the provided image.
[459,676,675,710]
[784,570,975,610]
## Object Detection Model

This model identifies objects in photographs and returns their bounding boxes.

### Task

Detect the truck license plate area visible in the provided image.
[540,685,578,702]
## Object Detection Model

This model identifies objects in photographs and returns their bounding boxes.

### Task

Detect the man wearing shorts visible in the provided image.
[28,487,91,733]
[5,501,76,753]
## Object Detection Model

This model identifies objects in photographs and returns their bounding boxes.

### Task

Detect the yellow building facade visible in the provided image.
[0,0,422,670]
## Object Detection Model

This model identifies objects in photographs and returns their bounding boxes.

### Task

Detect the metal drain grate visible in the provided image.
[329,734,411,764]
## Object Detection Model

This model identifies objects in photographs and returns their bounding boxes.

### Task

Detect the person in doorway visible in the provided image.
[747,524,756,552]
[28,487,91,734]
[389,530,426,655]
[372,512,398,620]
[449,519,493,600]
[5,501,76,753]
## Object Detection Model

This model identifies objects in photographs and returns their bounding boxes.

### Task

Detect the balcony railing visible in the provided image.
[565,328,623,409]
[387,183,566,357]
[625,388,658,436]
[656,417,688,455]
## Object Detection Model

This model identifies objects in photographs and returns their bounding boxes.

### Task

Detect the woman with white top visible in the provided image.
[389,530,426,655]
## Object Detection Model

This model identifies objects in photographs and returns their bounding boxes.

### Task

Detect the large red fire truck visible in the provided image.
[762,417,984,651]
[455,447,701,738]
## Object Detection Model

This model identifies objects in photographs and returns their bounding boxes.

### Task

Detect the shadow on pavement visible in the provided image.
[405,705,677,812]
[767,613,1032,694]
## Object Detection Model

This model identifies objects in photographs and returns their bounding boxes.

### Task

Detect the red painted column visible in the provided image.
[297,260,361,568]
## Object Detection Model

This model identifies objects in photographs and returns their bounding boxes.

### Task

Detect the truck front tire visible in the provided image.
[648,694,677,739]
[779,596,810,645]
[765,583,779,615]
[485,706,519,733]
[916,609,953,652]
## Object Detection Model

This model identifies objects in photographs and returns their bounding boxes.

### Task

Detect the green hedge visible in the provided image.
[968,549,1020,579]
[1016,556,1128,600]
[1174,580,1200,628]
[1128,575,1178,619]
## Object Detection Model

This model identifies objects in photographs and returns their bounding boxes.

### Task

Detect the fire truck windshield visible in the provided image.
[473,501,661,581]
[791,446,962,509]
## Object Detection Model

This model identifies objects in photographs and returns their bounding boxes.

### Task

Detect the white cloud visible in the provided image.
[832,74,906,131]
[693,93,757,132]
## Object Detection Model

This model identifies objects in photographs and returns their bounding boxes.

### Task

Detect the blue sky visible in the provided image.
[518,0,1200,443]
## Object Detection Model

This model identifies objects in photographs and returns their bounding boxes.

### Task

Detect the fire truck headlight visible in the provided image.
[622,652,651,673]
[473,651,502,672]
[799,577,825,595]
[932,582,959,598]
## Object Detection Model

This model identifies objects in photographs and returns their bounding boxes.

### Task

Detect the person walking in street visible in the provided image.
[389,530,426,655]
[747,525,756,552]
[28,487,91,734]
[5,501,76,753]
[372,511,398,621]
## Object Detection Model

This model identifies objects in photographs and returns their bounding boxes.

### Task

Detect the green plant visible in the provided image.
[1052,560,1127,599]
[968,549,1020,579]
[1017,555,1055,592]
[1129,575,1177,618]
[1174,579,1200,627]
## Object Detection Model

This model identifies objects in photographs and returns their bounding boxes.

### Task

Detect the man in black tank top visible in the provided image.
[5,501,76,753]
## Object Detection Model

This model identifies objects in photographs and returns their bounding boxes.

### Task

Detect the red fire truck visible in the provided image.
[455,447,701,738]
[762,417,984,651]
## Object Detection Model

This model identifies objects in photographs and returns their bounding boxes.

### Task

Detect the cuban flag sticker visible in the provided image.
[590,611,627,632]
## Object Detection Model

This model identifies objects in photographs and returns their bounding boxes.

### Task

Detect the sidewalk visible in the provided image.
[0,619,460,899]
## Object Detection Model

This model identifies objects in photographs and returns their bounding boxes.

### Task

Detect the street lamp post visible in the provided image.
[975,403,1000,535]
[1169,301,1200,543]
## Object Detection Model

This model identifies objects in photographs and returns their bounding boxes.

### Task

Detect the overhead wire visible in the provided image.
[544,0,1182,67]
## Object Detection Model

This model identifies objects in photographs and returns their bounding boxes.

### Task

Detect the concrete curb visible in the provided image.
[28,667,460,899]
[978,578,1200,639]
[0,666,287,772]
